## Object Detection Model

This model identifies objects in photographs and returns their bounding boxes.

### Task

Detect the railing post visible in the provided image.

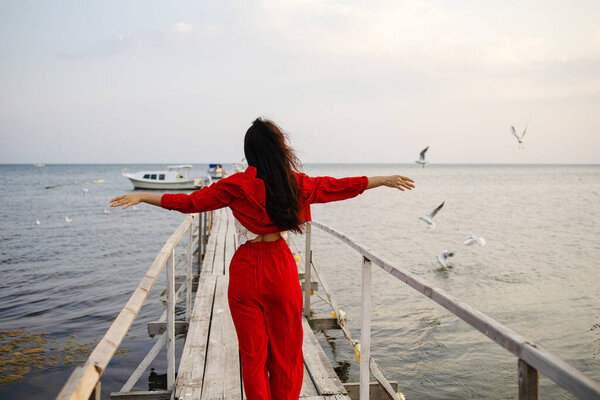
[304,223,312,318]
[518,358,539,400]
[91,380,100,400]
[198,212,204,275]
[166,250,176,391]
[186,221,193,323]
[360,256,372,400]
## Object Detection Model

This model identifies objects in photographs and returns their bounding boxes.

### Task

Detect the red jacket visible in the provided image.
[161,166,368,234]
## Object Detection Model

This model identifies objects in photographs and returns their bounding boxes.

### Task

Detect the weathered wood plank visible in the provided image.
[302,318,347,396]
[200,209,221,274]
[110,391,171,400]
[301,364,320,397]
[211,209,228,275]
[120,333,167,392]
[224,210,235,275]
[201,275,242,399]
[175,274,218,399]
[147,321,187,337]
[344,381,399,400]
[308,317,341,331]
[518,358,539,400]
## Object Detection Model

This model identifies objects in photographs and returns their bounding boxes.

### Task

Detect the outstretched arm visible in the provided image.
[366,175,415,191]
[110,193,162,210]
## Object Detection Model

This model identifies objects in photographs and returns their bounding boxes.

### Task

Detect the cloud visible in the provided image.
[173,22,194,33]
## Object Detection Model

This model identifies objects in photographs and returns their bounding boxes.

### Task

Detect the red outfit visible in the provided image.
[161,166,368,399]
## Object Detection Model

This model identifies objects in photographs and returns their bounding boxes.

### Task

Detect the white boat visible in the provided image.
[33,162,45,167]
[208,164,226,179]
[122,165,209,190]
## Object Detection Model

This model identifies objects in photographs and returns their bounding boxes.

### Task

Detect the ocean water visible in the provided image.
[0,164,598,399]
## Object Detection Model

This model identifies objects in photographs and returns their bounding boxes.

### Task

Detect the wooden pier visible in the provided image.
[173,209,349,399]
[57,207,600,400]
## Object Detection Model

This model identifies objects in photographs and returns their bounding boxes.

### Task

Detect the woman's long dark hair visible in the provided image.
[244,118,303,233]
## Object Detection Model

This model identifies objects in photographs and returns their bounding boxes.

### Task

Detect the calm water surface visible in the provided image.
[0,164,599,399]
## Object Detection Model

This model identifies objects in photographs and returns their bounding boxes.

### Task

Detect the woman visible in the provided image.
[110,118,415,400]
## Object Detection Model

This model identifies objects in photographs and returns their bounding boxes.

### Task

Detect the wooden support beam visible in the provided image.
[344,382,399,400]
[308,317,341,331]
[147,321,187,337]
[518,358,539,400]
[300,281,319,292]
[110,390,171,400]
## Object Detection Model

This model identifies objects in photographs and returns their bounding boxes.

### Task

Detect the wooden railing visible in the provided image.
[57,211,212,400]
[305,220,600,400]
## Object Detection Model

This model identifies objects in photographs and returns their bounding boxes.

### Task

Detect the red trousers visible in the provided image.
[227,239,304,399]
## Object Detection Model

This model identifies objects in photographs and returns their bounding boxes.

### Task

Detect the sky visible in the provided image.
[1,0,599,164]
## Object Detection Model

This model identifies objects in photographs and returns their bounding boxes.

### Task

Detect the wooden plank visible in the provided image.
[203,209,223,274]
[308,317,341,331]
[302,318,347,396]
[211,209,228,275]
[518,358,539,400]
[223,210,235,275]
[147,321,187,337]
[360,257,372,400]
[300,281,319,292]
[174,274,218,399]
[120,334,167,392]
[56,361,101,400]
[301,365,320,397]
[166,251,175,390]
[343,382,399,400]
[110,391,171,400]
[201,275,242,399]
[304,224,312,317]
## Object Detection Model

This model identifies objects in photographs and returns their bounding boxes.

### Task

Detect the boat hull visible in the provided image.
[125,177,204,190]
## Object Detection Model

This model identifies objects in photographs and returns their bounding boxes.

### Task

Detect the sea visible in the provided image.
[0,163,598,399]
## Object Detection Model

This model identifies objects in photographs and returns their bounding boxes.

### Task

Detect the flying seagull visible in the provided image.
[419,201,444,229]
[103,208,111,215]
[65,216,73,223]
[36,218,40,226]
[464,234,486,246]
[415,146,429,168]
[437,250,456,268]
[511,124,527,148]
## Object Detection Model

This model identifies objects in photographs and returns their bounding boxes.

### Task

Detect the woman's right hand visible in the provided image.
[384,175,415,191]
[110,193,144,210]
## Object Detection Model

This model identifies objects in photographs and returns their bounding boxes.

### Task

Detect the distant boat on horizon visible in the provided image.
[33,162,45,167]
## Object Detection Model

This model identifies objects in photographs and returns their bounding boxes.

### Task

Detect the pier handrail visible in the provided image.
[307,220,600,400]
[57,213,204,400]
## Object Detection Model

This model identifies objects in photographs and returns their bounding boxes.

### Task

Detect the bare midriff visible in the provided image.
[249,232,283,243]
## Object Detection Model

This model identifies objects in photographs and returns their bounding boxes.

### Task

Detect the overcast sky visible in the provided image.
[1,0,599,164]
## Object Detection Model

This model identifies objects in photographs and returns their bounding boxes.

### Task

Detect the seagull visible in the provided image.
[36,218,41,226]
[415,146,429,168]
[419,201,444,229]
[437,250,455,268]
[511,124,527,148]
[81,188,89,196]
[65,216,73,223]
[464,234,486,246]
[103,209,111,215]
